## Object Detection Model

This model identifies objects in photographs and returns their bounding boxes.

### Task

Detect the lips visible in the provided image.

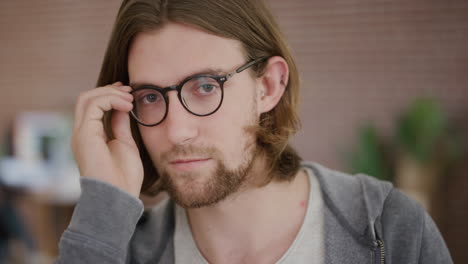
[169,158,211,171]
[170,158,211,164]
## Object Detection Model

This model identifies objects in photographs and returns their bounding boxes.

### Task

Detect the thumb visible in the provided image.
[111,110,134,144]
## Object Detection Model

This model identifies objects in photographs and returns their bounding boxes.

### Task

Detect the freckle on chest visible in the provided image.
[299,200,306,208]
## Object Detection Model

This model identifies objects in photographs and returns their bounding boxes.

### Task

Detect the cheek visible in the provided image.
[201,121,249,168]
[202,85,257,162]
[219,77,258,124]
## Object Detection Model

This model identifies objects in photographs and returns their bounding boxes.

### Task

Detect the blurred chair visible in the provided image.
[0,182,35,263]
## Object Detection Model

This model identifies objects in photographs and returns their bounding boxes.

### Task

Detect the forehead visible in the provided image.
[128,22,245,86]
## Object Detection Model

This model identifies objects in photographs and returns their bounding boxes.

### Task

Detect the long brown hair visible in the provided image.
[98,0,302,196]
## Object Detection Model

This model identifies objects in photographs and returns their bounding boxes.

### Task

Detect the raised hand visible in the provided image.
[71,81,143,197]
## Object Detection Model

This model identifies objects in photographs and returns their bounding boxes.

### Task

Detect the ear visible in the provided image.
[256,56,289,114]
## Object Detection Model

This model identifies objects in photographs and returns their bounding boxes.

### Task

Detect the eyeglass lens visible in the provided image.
[131,76,223,126]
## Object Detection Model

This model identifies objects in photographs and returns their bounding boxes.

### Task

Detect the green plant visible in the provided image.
[397,98,445,163]
[346,97,465,182]
[347,124,393,181]
[396,98,463,166]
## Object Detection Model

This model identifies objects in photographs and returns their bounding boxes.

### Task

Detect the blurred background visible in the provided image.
[0,0,467,263]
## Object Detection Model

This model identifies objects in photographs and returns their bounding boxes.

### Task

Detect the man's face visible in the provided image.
[128,23,261,208]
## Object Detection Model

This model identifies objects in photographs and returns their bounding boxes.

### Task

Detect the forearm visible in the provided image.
[55,177,144,264]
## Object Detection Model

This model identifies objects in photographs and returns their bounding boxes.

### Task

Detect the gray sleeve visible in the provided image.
[381,188,453,264]
[55,177,144,264]
[418,210,453,264]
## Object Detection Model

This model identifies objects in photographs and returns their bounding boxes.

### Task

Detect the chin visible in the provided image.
[159,170,214,208]
[158,154,254,208]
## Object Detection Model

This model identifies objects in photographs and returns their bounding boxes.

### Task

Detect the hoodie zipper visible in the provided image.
[375,239,385,264]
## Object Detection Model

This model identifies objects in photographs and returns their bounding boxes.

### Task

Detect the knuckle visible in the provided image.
[77,90,89,100]
[76,91,90,106]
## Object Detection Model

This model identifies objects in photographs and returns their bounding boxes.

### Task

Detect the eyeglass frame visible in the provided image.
[129,56,268,127]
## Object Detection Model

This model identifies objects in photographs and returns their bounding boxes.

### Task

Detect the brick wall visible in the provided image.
[0,0,467,261]
[267,0,468,169]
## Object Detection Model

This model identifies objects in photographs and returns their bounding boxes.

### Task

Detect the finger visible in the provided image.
[111,109,135,145]
[77,86,132,113]
[79,94,133,136]
[74,92,132,134]
[76,85,131,109]
[74,86,133,129]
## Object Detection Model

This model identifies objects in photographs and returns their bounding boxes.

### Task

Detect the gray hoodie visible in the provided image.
[56,162,453,263]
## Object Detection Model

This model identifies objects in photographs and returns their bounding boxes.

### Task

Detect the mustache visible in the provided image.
[160,145,220,162]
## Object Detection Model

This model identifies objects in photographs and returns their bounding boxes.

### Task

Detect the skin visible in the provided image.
[72,22,310,263]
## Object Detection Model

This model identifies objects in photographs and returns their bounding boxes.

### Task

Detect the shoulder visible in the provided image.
[302,161,452,263]
[380,188,452,263]
[302,161,394,231]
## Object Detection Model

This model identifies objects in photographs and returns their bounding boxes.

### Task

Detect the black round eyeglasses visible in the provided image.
[129,57,267,127]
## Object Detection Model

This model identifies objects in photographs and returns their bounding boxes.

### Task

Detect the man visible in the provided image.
[57,0,452,263]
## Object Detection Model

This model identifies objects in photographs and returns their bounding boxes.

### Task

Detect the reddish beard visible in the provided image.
[155,144,257,208]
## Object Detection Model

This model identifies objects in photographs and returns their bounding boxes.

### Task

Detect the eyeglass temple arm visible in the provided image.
[225,57,268,80]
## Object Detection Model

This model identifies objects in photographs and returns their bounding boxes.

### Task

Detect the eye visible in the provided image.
[182,76,221,99]
[134,90,163,105]
[198,84,217,95]
[144,93,158,103]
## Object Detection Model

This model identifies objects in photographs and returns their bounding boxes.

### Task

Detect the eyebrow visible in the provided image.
[130,67,228,89]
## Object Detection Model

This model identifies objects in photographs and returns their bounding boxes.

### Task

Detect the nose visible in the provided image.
[163,91,198,145]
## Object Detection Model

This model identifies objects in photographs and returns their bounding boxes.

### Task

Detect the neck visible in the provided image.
[184,160,310,263]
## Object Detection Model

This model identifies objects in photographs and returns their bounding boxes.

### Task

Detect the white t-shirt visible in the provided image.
[174,167,324,263]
